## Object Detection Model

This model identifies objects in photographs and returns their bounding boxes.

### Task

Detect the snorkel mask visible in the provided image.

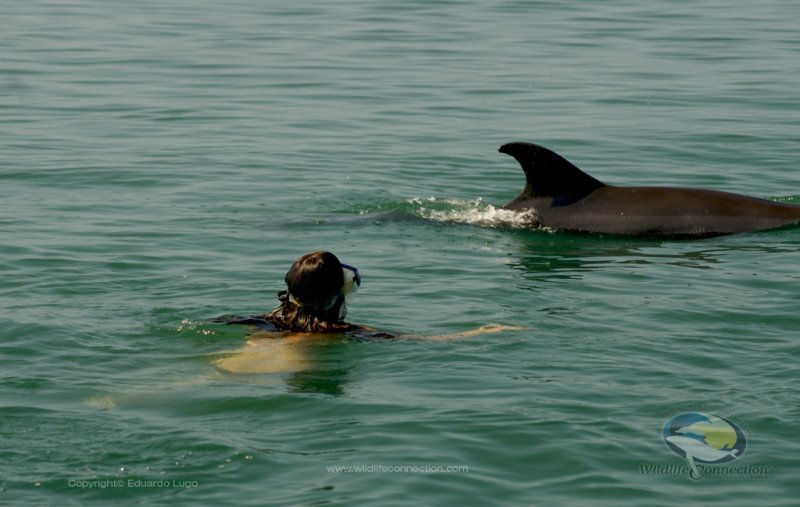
[337,263,361,321]
[341,263,361,299]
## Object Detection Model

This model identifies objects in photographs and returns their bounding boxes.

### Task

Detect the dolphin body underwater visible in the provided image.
[498,142,800,237]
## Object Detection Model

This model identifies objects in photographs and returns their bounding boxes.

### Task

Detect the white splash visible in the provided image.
[408,197,540,229]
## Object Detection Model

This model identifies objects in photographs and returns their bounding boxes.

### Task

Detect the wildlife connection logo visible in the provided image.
[640,411,769,481]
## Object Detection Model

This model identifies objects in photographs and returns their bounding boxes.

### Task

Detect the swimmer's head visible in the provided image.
[270,251,361,332]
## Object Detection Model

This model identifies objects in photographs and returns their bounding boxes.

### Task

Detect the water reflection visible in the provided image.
[505,228,800,283]
[285,366,351,396]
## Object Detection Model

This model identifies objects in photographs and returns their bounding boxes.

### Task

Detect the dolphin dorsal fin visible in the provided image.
[499,142,605,205]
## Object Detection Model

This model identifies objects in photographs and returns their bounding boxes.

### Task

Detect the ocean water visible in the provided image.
[2,0,799,505]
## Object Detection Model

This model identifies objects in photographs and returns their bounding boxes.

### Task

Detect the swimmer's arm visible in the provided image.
[405,324,526,341]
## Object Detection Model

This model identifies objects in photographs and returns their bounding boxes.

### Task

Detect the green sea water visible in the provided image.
[2,0,799,505]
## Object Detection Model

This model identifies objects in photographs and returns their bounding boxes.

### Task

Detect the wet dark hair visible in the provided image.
[267,251,352,332]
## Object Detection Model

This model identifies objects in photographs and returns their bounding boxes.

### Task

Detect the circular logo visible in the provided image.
[662,412,747,480]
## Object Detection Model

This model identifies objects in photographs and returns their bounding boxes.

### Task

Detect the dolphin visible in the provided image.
[498,142,800,237]
[677,419,737,450]
[666,434,740,479]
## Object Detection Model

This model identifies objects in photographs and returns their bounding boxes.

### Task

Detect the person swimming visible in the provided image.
[269,251,363,333]
[213,251,388,337]
[212,251,522,373]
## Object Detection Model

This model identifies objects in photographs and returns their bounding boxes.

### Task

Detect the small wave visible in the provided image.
[407,197,540,229]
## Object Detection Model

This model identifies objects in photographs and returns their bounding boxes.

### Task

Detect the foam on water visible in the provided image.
[407,197,540,229]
